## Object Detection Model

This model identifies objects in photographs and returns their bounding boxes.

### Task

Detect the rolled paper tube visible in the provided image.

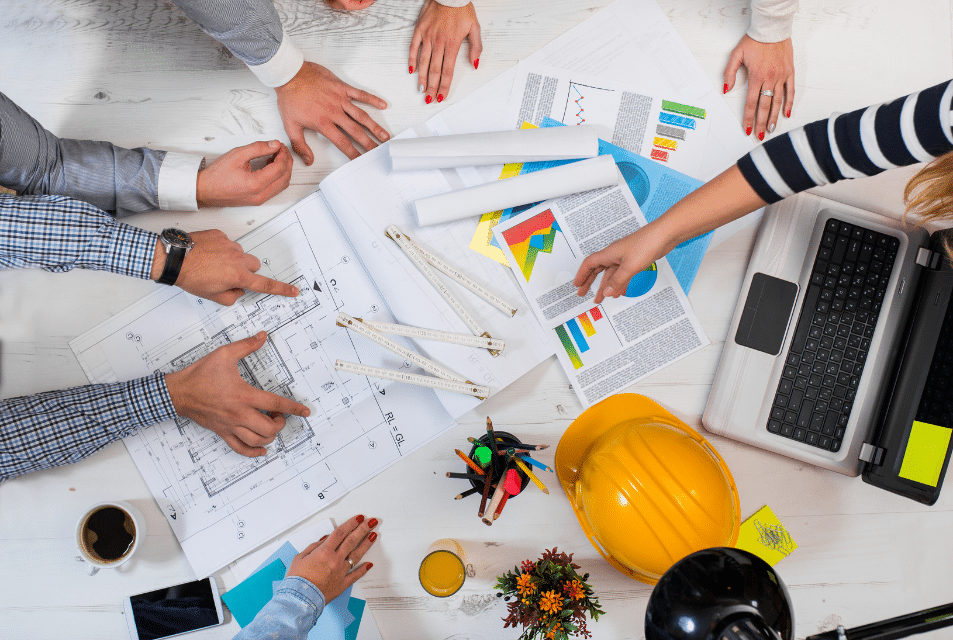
[389,125,598,171]
[414,155,619,227]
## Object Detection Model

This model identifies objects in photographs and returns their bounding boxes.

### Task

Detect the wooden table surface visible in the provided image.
[2,0,953,639]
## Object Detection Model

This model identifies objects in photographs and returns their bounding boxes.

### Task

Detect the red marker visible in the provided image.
[492,469,523,521]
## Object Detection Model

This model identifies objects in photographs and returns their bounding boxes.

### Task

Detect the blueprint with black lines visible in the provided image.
[70,193,458,577]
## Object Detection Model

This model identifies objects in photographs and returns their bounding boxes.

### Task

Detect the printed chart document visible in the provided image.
[71,194,461,577]
[493,177,709,408]
[508,62,712,178]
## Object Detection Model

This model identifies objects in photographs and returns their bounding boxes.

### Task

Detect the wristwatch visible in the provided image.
[156,228,194,286]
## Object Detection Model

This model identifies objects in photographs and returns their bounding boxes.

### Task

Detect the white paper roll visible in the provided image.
[390,126,599,171]
[414,155,619,227]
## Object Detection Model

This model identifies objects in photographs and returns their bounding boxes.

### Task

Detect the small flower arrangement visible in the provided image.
[495,547,604,640]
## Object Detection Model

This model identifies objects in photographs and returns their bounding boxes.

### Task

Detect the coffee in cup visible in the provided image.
[75,501,145,575]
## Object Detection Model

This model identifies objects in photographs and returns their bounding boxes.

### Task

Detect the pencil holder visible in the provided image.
[467,430,531,495]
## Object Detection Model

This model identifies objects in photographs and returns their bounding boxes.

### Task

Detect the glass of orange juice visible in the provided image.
[419,539,474,597]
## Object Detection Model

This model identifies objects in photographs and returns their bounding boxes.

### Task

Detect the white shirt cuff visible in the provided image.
[747,0,798,43]
[157,152,204,211]
[248,27,306,88]
[434,0,471,6]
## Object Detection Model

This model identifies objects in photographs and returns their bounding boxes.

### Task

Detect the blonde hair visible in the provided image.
[904,150,953,260]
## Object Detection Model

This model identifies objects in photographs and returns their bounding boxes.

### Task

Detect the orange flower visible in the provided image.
[516,573,536,596]
[563,578,586,601]
[538,590,563,614]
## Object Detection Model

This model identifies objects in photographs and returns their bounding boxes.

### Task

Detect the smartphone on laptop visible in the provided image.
[704,192,953,504]
[124,577,225,640]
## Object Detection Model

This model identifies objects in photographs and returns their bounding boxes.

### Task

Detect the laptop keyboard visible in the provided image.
[917,294,953,429]
[767,219,899,452]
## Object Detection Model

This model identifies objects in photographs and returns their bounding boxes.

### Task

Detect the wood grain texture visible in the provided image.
[2,0,953,639]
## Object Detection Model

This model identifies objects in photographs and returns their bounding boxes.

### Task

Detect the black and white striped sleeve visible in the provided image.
[738,79,953,204]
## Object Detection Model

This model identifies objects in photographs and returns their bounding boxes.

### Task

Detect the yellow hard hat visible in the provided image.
[556,394,740,585]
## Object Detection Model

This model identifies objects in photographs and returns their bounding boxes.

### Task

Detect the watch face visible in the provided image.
[162,228,193,249]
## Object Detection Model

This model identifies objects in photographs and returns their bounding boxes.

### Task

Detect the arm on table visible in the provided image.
[235,515,377,640]
[170,0,389,163]
[723,0,798,139]
[576,78,953,303]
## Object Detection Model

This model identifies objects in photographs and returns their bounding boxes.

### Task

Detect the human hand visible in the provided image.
[165,331,312,457]
[275,61,389,163]
[196,140,292,208]
[323,0,374,8]
[151,229,300,306]
[573,222,674,304]
[287,514,378,601]
[410,0,482,105]
[724,35,795,140]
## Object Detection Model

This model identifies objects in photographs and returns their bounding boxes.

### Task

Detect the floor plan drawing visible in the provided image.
[71,193,458,577]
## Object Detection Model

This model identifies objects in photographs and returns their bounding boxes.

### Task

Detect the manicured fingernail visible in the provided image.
[418,84,424,93]
[368,518,378,529]
[425,95,432,104]
[319,535,328,541]
[473,58,479,70]
[409,65,414,74]
[723,83,728,94]
[758,131,765,141]
[768,123,776,134]
[369,532,378,542]
[356,514,365,523]
[437,94,444,103]
[787,110,791,118]
[745,126,752,136]
[366,562,373,570]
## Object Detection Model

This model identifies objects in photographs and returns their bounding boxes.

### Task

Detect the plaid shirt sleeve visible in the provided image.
[0,374,177,482]
[0,193,158,278]
[0,91,203,216]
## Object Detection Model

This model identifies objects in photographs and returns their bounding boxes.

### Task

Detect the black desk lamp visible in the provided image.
[644,547,794,639]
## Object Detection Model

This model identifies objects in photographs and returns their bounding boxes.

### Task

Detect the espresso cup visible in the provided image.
[75,501,145,576]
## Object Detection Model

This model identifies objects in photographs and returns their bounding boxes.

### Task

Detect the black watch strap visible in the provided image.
[157,245,187,285]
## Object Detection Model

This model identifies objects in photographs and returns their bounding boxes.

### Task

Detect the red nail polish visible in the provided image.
[473,58,479,70]
[723,83,728,94]
[369,532,378,542]
[409,65,414,74]
[758,131,765,141]
[745,126,752,136]
[368,518,378,529]
[356,514,365,523]
[787,110,791,118]
[366,562,373,570]
[425,95,432,104]
[319,534,328,541]
[437,94,444,103]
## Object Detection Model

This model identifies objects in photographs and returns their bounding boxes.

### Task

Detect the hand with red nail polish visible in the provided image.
[409,0,482,105]
[275,62,390,164]
[723,35,795,140]
[287,514,378,602]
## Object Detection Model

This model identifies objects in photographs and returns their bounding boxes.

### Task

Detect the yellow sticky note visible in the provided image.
[735,506,797,566]
[899,421,953,488]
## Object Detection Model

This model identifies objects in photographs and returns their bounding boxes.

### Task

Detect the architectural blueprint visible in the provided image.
[70,193,457,576]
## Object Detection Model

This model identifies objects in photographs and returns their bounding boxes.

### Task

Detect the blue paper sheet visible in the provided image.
[222,559,287,628]
[254,541,299,575]
[307,588,354,640]
[344,598,366,640]
[493,117,710,293]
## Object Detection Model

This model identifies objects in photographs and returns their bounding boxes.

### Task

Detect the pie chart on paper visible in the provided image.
[625,262,658,297]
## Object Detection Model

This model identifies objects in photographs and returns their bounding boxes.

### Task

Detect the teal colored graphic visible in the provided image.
[625,262,658,297]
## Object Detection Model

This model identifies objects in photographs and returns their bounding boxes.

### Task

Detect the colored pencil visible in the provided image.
[485,417,500,472]
[515,457,549,494]
[454,449,485,475]
[493,469,523,520]
[483,455,513,525]
[446,472,485,481]
[454,487,480,500]
[495,441,549,451]
[467,436,484,446]
[478,461,494,518]
[515,454,553,473]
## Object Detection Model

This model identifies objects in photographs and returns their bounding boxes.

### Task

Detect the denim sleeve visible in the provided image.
[0,92,201,216]
[233,577,326,640]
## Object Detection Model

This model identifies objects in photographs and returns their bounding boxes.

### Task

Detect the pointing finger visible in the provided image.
[245,271,300,298]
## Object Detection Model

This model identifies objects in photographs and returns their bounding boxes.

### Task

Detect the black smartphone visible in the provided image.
[123,577,225,640]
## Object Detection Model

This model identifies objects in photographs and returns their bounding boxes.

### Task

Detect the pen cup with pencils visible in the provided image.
[467,431,531,500]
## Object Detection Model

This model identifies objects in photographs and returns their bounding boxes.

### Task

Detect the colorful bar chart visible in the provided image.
[555,307,609,370]
[555,324,583,369]
[500,210,562,282]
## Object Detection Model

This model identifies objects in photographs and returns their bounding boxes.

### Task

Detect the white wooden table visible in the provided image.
[2,0,953,639]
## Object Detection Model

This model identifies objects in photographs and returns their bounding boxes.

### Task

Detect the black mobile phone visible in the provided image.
[123,577,225,640]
